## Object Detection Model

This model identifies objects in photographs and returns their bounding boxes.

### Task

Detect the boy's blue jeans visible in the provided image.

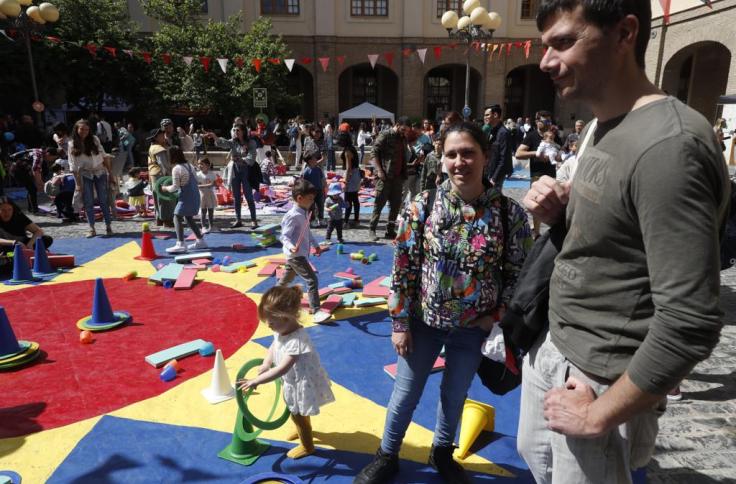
[380,320,487,455]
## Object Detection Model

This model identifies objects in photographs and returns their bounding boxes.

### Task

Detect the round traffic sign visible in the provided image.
[462,105,472,118]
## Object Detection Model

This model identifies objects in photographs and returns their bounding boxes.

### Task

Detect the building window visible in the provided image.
[436,0,461,18]
[201,0,208,13]
[520,0,539,20]
[353,72,378,105]
[261,0,300,15]
[351,0,388,17]
[427,75,451,120]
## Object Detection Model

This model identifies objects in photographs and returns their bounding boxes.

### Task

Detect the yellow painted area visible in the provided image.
[0,417,101,482]
[0,244,512,481]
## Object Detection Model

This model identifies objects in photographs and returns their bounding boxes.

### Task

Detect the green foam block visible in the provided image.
[354,297,387,307]
[148,263,185,283]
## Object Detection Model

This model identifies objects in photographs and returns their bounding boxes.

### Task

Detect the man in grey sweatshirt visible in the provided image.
[519,1,730,483]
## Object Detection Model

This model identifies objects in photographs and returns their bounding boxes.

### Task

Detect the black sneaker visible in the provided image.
[353,447,399,484]
[384,231,397,240]
[428,444,471,484]
[230,220,243,228]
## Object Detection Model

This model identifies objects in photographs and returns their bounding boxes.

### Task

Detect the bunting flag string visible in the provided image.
[23,31,543,75]
[659,0,671,24]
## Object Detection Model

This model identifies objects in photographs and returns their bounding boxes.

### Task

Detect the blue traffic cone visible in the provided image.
[33,237,53,275]
[0,306,21,356]
[5,244,36,284]
[89,278,116,326]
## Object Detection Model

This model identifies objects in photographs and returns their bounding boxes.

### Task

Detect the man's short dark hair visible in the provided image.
[536,0,651,69]
[292,179,317,199]
[487,104,502,116]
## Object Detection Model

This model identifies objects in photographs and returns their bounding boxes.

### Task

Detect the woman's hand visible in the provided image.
[392,330,413,357]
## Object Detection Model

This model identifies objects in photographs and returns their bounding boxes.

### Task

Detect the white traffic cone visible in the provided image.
[201,349,235,404]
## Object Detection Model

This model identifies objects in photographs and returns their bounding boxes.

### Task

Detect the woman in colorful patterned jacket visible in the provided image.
[354,122,532,484]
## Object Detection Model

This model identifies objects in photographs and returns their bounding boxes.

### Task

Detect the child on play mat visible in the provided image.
[237,285,335,460]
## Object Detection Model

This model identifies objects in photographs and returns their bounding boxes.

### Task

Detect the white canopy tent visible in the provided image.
[338,102,394,123]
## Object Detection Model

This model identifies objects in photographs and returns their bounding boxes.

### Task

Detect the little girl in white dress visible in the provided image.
[238,285,335,459]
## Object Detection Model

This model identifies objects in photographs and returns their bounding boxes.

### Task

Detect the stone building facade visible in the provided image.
[127,0,736,129]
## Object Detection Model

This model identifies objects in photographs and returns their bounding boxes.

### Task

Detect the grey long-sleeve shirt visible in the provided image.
[549,97,729,395]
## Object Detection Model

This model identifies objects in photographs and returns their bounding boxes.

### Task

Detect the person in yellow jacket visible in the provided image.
[147,128,175,227]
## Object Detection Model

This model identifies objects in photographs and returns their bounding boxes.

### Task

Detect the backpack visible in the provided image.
[422,188,521,395]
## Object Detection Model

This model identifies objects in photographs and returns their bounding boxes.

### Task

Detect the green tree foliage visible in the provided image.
[41,0,155,113]
[142,0,298,123]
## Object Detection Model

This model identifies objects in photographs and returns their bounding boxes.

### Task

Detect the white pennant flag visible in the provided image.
[284,58,295,72]
[367,54,379,69]
[183,56,193,66]
[416,48,427,64]
[217,58,228,73]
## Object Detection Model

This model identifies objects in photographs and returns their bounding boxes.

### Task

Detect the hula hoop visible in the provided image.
[152,176,178,202]
[236,358,290,431]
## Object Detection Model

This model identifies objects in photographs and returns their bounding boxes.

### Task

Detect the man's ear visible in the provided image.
[618,14,639,50]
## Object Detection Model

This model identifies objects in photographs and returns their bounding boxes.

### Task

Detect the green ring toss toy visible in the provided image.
[152,176,178,202]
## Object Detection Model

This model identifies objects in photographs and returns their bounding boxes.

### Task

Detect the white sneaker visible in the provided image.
[187,239,208,251]
[201,227,210,234]
[166,242,188,254]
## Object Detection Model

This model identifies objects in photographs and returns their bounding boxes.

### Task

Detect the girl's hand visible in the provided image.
[236,378,257,392]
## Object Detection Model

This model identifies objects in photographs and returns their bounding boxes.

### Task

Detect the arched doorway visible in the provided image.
[662,41,731,123]
[338,64,398,114]
[504,64,555,120]
[280,64,314,121]
[424,64,481,122]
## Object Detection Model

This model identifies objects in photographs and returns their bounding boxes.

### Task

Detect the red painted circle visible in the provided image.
[0,279,258,438]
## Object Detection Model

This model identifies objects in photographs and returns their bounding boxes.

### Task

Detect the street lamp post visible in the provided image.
[0,0,60,127]
[441,0,502,120]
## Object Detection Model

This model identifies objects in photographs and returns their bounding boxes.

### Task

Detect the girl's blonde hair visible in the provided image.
[258,285,303,323]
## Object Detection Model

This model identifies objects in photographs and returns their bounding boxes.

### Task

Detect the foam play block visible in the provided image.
[341,293,358,307]
[329,281,347,289]
[254,223,280,234]
[174,252,213,263]
[379,277,391,287]
[149,263,185,283]
[152,232,172,240]
[318,287,333,299]
[363,284,391,298]
[335,272,362,281]
[332,286,352,295]
[145,339,209,367]
[30,254,75,269]
[192,258,212,266]
[275,269,286,279]
[174,267,198,290]
[384,357,445,379]
[320,295,343,314]
[258,263,280,277]
[220,261,255,273]
[354,297,387,307]
[184,264,207,271]
[185,233,197,241]
[301,298,310,309]
[267,258,287,265]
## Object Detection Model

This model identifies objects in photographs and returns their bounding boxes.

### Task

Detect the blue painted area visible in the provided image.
[249,242,396,295]
[50,416,531,483]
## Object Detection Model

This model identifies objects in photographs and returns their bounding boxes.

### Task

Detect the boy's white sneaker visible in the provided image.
[166,242,187,254]
[188,239,208,250]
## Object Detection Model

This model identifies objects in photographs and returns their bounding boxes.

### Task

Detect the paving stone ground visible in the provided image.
[25,178,736,482]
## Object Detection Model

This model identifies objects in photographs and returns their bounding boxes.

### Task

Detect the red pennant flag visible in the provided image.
[234,56,244,68]
[200,56,211,72]
[140,51,152,64]
[433,46,442,60]
[659,0,671,24]
[45,35,61,43]
[318,57,330,72]
[103,46,117,58]
[524,40,532,59]
[506,43,512,56]
[252,58,262,73]
[267,58,281,65]
[30,34,42,42]
[301,57,313,65]
[336,55,346,66]
[384,52,394,68]
[161,53,171,65]
[514,41,523,48]
[402,48,412,58]
[84,43,97,58]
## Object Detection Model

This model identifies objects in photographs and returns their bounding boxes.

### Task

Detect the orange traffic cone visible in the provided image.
[456,399,495,460]
[134,224,159,261]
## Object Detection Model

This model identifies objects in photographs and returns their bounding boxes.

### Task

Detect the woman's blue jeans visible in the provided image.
[380,321,487,455]
[82,173,112,227]
[231,169,256,222]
